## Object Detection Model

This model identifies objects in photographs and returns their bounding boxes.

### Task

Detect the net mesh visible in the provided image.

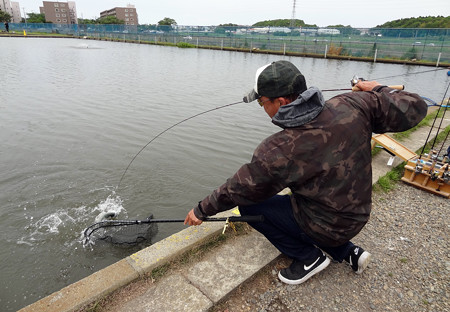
[84,215,158,246]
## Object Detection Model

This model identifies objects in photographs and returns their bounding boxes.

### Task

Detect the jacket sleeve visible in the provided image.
[361,86,428,134]
[194,137,287,218]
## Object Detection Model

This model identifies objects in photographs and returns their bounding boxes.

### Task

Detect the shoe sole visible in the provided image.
[278,257,330,285]
[356,251,372,274]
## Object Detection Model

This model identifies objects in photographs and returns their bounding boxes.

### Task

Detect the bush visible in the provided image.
[176,42,195,48]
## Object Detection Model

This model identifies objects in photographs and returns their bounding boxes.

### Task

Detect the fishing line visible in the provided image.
[322,68,447,92]
[116,100,244,190]
[371,67,448,82]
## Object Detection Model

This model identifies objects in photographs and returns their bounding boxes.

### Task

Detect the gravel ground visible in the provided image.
[211,183,449,312]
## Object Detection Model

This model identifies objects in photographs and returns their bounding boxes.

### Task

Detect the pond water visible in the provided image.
[0,37,448,311]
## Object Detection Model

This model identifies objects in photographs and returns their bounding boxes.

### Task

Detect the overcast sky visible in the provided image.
[17,0,450,28]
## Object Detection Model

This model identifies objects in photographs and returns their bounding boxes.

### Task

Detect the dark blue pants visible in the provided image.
[239,195,354,262]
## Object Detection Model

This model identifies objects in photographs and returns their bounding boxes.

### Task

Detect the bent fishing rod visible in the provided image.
[116,69,444,190]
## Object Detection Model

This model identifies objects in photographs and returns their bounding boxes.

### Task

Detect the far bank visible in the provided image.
[1,24,450,67]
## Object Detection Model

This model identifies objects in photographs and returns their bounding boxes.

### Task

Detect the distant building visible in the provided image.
[100,4,138,25]
[39,1,78,24]
[317,28,340,35]
[0,0,22,23]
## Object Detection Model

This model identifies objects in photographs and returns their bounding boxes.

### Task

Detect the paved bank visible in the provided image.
[19,110,449,312]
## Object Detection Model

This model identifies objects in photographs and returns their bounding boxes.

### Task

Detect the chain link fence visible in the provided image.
[5,23,450,65]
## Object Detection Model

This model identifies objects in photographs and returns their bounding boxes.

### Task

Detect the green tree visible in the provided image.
[158,17,176,26]
[214,27,226,34]
[326,25,361,36]
[78,18,97,24]
[26,13,46,23]
[0,10,12,23]
[253,19,317,28]
[96,16,124,24]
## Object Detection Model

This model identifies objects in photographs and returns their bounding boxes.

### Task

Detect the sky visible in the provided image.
[16,0,450,28]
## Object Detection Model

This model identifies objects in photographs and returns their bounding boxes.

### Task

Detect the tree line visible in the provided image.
[0,10,448,30]
[376,16,449,28]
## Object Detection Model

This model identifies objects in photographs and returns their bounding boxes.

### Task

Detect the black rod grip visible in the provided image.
[226,215,264,223]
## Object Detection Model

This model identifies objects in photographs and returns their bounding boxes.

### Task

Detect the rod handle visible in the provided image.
[225,215,264,223]
[352,85,405,91]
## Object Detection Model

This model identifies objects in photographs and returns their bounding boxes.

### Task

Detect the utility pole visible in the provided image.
[22,7,27,25]
[290,0,296,28]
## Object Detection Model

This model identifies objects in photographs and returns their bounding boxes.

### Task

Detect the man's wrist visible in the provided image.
[193,202,207,220]
[372,85,388,92]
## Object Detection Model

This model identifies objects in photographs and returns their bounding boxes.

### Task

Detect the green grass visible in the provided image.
[373,165,406,193]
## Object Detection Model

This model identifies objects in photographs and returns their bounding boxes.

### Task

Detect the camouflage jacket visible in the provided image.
[194,86,427,246]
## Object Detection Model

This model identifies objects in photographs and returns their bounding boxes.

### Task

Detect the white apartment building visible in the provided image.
[39,1,78,24]
[0,0,22,23]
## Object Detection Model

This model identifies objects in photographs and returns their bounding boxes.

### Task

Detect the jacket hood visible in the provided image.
[271,86,325,128]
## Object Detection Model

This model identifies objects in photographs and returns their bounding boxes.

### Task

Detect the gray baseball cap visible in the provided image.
[243,60,307,103]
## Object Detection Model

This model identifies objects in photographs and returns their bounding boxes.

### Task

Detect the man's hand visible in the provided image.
[354,80,381,92]
[184,208,203,226]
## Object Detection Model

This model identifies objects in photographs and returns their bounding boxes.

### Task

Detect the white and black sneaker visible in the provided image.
[278,252,330,285]
[345,246,372,274]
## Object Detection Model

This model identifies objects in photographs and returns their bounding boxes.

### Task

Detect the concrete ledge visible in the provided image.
[118,275,214,312]
[186,230,280,303]
[127,219,225,275]
[19,259,138,312]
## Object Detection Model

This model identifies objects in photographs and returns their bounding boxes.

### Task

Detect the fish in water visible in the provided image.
[95,211,117,222]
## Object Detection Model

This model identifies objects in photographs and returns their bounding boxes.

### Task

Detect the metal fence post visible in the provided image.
[283,43,286,55]
[436,52,441,67]
[374,49,378,62]
[324,44,327,58]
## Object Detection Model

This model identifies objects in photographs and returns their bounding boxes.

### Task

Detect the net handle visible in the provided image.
[83,215,264,243]
[150,215,264,223]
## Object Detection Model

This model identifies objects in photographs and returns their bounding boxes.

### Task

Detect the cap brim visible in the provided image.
[243,89,259,103]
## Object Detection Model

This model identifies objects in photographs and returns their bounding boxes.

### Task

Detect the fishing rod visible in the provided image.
[116,78,373,188]
[322,85,405,92]
[117,68,448,188]
[323,75,405,92]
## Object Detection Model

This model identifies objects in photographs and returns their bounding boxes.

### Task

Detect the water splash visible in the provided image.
[18,192,125,246]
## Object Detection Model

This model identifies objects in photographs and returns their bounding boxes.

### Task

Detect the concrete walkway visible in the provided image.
[19,109,449,312]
